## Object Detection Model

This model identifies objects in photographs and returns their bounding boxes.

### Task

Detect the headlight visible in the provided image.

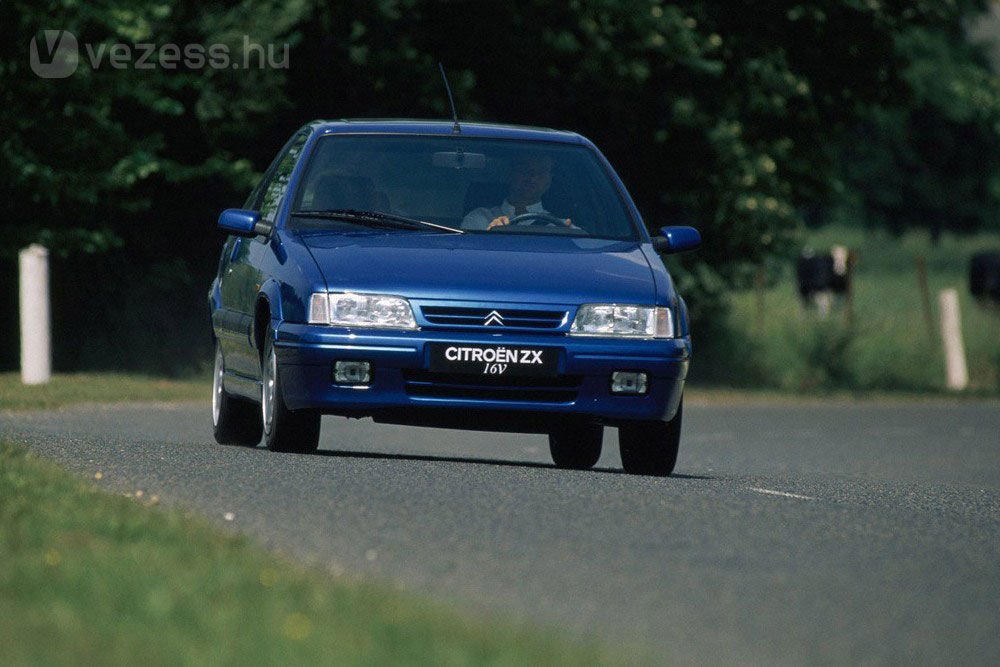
[308,292,417,329]
[569,304,673,338]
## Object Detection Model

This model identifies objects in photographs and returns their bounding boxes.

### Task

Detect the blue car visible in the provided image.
[209,120,699,475]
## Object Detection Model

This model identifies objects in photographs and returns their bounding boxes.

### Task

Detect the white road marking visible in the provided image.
[749,487,817,501]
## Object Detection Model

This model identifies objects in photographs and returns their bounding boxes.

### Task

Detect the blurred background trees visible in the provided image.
[1,0,998,375]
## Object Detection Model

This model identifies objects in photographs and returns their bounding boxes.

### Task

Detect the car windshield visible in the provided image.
[289,135,639,240]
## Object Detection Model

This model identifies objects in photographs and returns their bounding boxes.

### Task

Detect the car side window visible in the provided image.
[257,132,309,223]
[245,136,296,209]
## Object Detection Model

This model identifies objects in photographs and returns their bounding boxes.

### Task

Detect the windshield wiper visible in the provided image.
[290,209,464,234]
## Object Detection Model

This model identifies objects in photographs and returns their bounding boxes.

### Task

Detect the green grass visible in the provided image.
[0,440,633,666]
[0,373,210,411]
[716,225,1000,393]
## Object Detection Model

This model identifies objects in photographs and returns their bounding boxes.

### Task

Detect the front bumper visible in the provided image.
[273,322,689,430]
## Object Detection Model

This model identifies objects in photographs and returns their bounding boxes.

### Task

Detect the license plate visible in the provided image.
[429,344,558,377]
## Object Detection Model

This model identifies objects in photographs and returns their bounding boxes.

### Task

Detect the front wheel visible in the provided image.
[261,329,321,453]
[212,342,262,446]
[618,399,683,477]
[549,423,603,470]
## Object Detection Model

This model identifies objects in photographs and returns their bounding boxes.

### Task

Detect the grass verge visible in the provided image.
[0,440,627,666]
[0,373,209,412]
[705,225,1000,393]
[683,386,999,406]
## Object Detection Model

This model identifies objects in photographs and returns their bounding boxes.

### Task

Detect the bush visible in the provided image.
[784,320,857,391]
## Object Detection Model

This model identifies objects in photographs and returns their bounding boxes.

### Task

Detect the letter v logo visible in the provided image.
[484,310,504,326]
[30,30,79,79]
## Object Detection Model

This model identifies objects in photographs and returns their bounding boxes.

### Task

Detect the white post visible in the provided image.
[938,288,968,391]
[19,244,52,385]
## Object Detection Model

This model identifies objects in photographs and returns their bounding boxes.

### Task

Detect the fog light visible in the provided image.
[333,360,371,385]
[611,371,648,395]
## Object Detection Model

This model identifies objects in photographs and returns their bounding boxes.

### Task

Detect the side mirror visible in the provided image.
[652,226,701,254]
[218,209,270,237]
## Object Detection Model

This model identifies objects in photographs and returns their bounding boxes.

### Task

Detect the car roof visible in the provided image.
[308,119,587,144]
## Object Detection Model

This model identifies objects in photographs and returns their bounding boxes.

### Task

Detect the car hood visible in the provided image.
[295,231,657,305]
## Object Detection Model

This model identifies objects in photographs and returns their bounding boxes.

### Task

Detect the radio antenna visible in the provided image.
[438,62,461,134]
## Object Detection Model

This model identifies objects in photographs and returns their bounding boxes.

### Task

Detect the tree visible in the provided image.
[0,0,307,371]
[837,20,1000,240]
[1,0,996,372]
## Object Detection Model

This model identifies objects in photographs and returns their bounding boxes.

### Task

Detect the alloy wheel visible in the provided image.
[262,344,277,434]
[212,346,224,427]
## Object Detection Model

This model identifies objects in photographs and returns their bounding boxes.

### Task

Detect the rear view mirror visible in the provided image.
[433,151,486,169]
[652,226,701,254]
[218,209,269,237]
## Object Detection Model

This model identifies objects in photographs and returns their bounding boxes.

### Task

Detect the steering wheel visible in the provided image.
[509,212,568,227]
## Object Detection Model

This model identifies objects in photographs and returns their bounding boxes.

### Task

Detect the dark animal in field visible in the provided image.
[970,251,1000,305]
[797,247,852,317]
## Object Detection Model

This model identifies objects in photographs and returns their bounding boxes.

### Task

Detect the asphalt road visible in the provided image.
[2,399,999,664]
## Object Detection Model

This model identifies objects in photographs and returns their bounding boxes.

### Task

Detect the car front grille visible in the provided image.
[419,306,567,330]
[402,370,581,404]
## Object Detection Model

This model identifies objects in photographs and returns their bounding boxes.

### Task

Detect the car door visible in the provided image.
[218,131,309,379]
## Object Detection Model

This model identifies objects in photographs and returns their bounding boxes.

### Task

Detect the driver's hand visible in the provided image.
[486,215,511,231]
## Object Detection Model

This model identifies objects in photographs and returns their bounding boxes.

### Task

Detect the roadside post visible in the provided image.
[19,244,52,385]
[938,288,968,391]
[832,246,855,327]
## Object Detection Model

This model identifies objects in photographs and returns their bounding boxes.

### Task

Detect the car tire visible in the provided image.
[548,423,603,470]
[618,398,683,477]
[212,342,262,446]
[261,328,321,453]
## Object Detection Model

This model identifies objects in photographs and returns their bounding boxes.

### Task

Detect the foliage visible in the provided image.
[0,0,308,257]
[0,0,310,371]
[1,0,998,372]
[786,320,858,391]
[836,17,1000,239]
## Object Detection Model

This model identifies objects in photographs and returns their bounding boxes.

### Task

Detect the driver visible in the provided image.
[461,154,572,231]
